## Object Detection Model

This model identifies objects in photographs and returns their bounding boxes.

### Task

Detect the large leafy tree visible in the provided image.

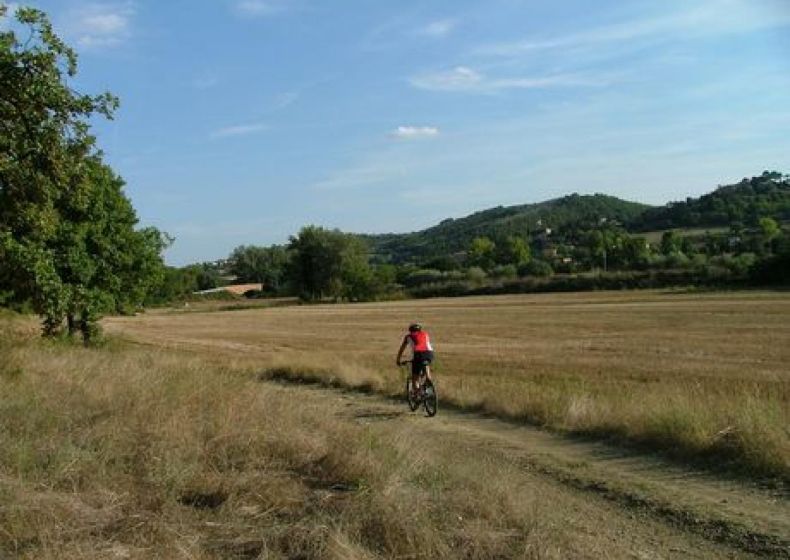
[494,235,531,266]
[467,236,496,270]
[229,244,288,291]
[287,226,375,301]
[0,6,166,340]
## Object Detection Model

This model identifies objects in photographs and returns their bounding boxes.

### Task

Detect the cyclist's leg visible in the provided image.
[411,372,421,390]
[411,358,422,392]
[423,351,434,383]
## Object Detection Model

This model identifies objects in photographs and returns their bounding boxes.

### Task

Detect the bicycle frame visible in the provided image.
[400,359,437,416]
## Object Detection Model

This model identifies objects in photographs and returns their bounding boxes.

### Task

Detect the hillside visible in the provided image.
[363,172,790,265]
[367,193,652,263]
[629,171,790,231]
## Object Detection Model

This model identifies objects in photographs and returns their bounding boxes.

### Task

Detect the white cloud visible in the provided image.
[418,19,456,38]
[234,0,281,17]
[211,122,268,138]
[476,0,790,58]
[313,159,408,191]
[59,3,134,50]
[410,66,601,93]
[83,13,126,34]
[411,66,482,91]
[392,126,440,139]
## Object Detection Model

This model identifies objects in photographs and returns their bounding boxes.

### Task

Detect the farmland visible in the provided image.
[3,290,790,558]
[107,290,790,480]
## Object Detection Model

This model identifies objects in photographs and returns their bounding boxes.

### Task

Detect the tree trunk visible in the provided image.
[41,315,62,337]
[78,310,102,345]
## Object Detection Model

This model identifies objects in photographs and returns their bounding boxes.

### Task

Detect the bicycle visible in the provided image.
[400,359,438,417]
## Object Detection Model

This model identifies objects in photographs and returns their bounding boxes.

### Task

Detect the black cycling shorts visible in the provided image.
[411,351,434,376]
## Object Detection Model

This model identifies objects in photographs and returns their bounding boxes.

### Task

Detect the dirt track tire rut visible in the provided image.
[268,379,790,558]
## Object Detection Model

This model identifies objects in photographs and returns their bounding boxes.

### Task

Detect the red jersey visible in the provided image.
[407,330,433,352]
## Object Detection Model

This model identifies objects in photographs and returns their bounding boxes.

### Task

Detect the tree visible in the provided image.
[229,244,288,292]
[286,226,375,301]
[758,217,780,245]
[660,231,682,256]
[622,236,651,269]
[467,236,496,270]
[495,235,531,266]
[0,7,166,340]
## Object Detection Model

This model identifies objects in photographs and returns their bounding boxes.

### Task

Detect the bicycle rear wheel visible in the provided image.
[406,378,420,411]
[422,379,437,417]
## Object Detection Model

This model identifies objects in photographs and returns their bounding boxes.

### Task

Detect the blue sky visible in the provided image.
[4,0,790,265]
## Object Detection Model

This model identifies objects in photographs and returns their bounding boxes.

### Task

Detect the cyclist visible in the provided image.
[396,323,434,395]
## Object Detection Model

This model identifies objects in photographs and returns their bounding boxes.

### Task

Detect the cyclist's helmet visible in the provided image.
[408,323,422,332]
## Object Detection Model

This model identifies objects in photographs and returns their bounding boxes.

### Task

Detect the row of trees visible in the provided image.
[0,7,167,340]
[157,210,787,304]
[630,171,790,231]
[222,227,395,301]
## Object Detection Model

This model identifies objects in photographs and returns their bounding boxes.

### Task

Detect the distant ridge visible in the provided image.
[365,193,651,263]
[629,171,790,231]
[363,172,790,264]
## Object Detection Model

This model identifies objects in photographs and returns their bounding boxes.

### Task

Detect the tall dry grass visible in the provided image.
[0,317,579,559]
[107,291,790,481]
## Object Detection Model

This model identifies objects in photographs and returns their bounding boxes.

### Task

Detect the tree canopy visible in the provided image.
[0,6,167,340]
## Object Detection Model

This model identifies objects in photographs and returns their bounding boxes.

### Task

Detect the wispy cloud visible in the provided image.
[410,66,602,93]
[392,125,440,139]
[233,0,283,17]
[59,2,135,50]
[476,0,790,58]
[411,66,482,91]
[211,122,268,138]
[272,90,299,110]
[313,158,409,191]
[418,18,456,38]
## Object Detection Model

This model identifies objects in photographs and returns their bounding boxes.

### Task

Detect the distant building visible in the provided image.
[193,283,263,296]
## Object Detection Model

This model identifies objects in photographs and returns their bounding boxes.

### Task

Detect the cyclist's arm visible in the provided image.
[395,336,408,365]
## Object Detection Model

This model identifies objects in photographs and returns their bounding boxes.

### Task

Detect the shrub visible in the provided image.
[518,260,553,278]
[491,264,517,279]
[465,267,488,283]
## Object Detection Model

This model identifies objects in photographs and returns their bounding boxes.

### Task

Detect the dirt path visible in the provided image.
[106,296,790,558]
[269,381,789,558]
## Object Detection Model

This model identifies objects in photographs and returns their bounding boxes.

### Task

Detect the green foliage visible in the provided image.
[229,244,288,291]
[518,259,553,278]
[366,193,651,264]
[495,235,531,266]
[750,228,790,284]
[0,7,166,340]
[287,226,382,301]
[491,264,517,279]
[421,254,461,271]
[465,267,487,283]
[467,236,496,270]
[758,217,780,239]
[630,171,790,231]
[758,217,780,254]
[660,231,682,256]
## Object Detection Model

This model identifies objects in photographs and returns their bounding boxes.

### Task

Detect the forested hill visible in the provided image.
[628,172,790,232]
[365,194,651,263]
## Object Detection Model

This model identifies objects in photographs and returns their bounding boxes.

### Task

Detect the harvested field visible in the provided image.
[3,310,787,558]
[106,290,790,481]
